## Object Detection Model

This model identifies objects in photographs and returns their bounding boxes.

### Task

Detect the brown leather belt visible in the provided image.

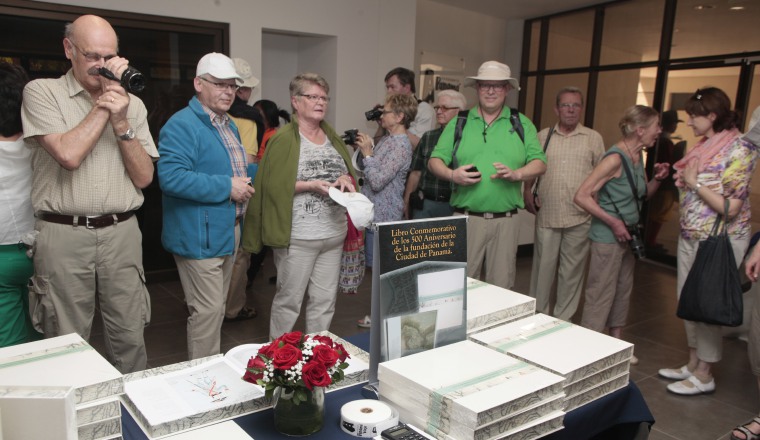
[455,209,518,219]
[40,211,135,229]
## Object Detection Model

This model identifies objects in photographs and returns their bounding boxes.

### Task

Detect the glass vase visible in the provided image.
[272,386,325,436]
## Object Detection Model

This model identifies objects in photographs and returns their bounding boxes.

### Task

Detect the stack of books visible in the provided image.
[378,340,565,440]
[470,314,633,411]
[0,333,124,440]
[466,278,535,336]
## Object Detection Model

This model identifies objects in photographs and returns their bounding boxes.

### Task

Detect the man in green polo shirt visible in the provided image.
[428,61,546,289]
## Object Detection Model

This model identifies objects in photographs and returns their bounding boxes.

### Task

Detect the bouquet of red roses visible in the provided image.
[242,331,351,404]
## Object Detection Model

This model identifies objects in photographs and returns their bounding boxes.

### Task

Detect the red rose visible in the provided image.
[334,342,351,363]
[311,344,339,368]
[279,331,303,346]
[272,344,302,370]
[242,356,266,383]
[258,342,277,359]
[302,361,331,389]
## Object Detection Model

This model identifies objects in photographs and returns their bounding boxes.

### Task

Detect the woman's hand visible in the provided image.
[652,162,670,181]
[355,132,374,158]
[746,243,760,282]
[611,217,632,243]
[674,157,698,189]
[332,174,356,193]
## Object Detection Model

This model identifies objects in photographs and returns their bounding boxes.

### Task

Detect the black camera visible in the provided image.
[365,106,383,122]
[97,66,145,93]
[341,129,359,145]
[626,224,646,259]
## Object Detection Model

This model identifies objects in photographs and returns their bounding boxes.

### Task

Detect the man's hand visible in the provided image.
[492,162,523,182]
[452,164,482,187]
[231,177,255,202]
[524,190,540,215]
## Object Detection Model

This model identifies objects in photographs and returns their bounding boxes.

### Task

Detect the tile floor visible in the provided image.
[89,252,758,440]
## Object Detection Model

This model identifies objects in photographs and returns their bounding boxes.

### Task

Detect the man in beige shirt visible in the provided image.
[523,87,604,322]
[21,15,158,373]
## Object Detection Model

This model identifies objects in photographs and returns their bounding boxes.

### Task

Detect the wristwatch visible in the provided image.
[691,182,703,194]
[117,127,135,141]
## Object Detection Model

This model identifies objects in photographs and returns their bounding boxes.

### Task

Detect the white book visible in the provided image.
[470,314,633,385]
[563,372,630,412]
[378,341,564,430]
[76,396,122,426]
[0,333,123,405]
[164,420,252,439]
[0,385,77,440]
[77,414,121,440]
[466,278,535,335]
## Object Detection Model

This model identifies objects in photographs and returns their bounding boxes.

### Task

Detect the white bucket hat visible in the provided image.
[196,52,242,83]
[233,57,260,89]
[328,187,374,231]
[464,61,520,90]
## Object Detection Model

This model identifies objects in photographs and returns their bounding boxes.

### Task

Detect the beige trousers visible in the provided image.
[581,241,634,332]
[465,215,519,290]
[529,221,591,321]
[175,226,239,360]
[225,246,251,318]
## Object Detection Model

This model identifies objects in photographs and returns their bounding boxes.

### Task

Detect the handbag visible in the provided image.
[676,199,743,326]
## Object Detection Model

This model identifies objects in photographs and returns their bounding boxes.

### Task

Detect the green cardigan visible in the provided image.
[241,115,357,253]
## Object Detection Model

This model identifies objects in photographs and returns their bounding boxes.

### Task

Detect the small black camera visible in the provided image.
[365,106,383,122]
[341,129,359,145]
[97,66,145,93]
[626,224,646,259]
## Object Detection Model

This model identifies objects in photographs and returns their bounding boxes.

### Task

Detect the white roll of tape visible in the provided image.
[340,399,399,438]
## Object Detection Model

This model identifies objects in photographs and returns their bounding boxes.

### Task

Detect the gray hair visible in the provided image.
[289,73,329,97]
[436,89,467,110]
[556,86,584,107]
[619,105,659,137]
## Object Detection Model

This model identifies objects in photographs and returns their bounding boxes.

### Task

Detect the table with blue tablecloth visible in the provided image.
[122,332,654,440]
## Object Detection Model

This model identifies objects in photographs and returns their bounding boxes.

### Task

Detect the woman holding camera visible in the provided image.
[575,105,668,363]
[658,88,759,396]
[242,73,357,340]
[354,94,418,268]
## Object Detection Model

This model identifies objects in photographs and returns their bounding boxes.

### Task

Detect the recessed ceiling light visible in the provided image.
[693,4,716,10]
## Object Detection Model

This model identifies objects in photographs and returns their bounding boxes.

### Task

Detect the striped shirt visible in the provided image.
[201,104,248,217]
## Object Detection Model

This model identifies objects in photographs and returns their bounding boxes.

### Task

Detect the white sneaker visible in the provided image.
[658,365,691,380]
[666,375,715,395]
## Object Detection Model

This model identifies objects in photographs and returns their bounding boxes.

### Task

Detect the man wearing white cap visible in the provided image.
[21,15,157,373]
[428,61,546,289]
[158,52,255,359]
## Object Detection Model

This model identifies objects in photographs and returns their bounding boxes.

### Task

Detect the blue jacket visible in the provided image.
[158,96,240,259]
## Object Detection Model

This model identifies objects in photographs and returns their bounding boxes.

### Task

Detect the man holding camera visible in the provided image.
[522,87,605,322]
[158,53,255,360]
[377,67,435,149]
[21,14,157,373]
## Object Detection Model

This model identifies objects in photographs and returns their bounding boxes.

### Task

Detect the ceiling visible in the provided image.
[426,0,611,20]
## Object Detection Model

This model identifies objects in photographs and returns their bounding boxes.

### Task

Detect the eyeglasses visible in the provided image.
[199,76,240,92]
[434,105,459,112]
[69,40,117,63]
[477,83,508,92]
[558,103,582,109]
[298,93,330,103]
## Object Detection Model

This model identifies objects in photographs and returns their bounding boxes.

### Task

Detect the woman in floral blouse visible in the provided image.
[659,87,759,396]
[354,94,418,268]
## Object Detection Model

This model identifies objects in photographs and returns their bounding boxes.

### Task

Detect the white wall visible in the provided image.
[33,0,416,133]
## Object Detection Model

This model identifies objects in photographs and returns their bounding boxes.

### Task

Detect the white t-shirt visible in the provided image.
[0,137,35,245]
[290,135,348,240]
[407,101,436,139]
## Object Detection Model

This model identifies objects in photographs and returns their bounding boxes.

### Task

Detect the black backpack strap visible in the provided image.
[509,108,525,144]
[451,110,469,170]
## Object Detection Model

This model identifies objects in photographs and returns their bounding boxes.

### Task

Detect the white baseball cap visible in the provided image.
[328,187,374,231]
[196,53,242,83]
[464,61,520,90]
[233,57,260,89]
